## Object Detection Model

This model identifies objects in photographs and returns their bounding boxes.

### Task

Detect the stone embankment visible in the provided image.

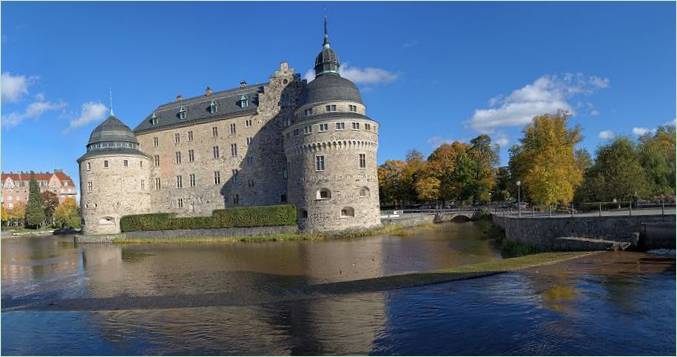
[492,213,675,251]
[75,225,298,243]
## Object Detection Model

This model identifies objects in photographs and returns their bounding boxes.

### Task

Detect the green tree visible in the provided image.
[508,113,583,206]
[578,137,650,202]
[54,198,81,229]
[42,191,59,227]
[427,141,469,205]
[26,174,46,228]
[493,166,513,202]
[638,125,676,197]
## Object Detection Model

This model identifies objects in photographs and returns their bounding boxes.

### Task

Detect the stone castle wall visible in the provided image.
[79,154,152,235]
[135,63,303,217]
[284,115,381,232]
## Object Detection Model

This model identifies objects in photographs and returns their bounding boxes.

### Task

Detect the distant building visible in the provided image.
[78,20,381,235]
[1,170,77,210]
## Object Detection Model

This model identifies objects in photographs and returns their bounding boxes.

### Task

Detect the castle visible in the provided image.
[78,22,381,235]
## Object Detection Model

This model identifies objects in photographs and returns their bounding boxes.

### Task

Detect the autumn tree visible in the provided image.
[53,198,81,229]
[414,176,441,203]
[378,160,408,207]
[1,205,9,226]
[426,141,468,204]
[8,202,26,227]
[467,134,498,203]
[508,113,583,206]
[42,191,59,227]
[26,174,46,228]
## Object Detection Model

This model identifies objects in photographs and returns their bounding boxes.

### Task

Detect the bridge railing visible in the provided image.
[492,201,675,218]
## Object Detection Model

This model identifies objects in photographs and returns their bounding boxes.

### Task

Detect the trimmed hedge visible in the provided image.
[120,204,296,232]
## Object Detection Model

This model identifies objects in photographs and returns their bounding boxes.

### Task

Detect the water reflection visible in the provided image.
[2,223,675,355]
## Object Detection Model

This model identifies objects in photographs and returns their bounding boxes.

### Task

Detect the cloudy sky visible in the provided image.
[2,2,675,189]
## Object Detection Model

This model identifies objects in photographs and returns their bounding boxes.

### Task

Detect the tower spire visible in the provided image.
[109,88,115,116]
[323,16,330,48]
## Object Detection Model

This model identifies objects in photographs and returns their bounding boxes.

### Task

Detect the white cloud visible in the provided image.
[468,73,609,133]
[2,99,66,127]
[303,63,399,86]
[598,130,615,140]
[632,127,654,136]
[1,72,36,103]
[66,102,109,131]
[427,136,454,147]
[494,133,509,147]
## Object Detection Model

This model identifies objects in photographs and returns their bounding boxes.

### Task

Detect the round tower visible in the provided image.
[283,19,381,232]
[77,114,151,235]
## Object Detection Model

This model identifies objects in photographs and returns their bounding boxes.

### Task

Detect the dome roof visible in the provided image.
[87,115,138,145]
[302,73,363,105]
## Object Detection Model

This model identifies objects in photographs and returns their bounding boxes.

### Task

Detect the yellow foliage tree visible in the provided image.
[415,176,441,202]
[509,113,583,206]
[1,205,9,224]
[53,198,81,229]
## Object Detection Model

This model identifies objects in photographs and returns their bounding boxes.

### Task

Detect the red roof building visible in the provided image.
[1,170,77,210]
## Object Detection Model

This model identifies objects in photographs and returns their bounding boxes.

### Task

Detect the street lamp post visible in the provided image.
[517,180,522,217]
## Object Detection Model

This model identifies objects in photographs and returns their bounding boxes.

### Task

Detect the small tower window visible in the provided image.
[123,160,128,167]
[359,153,366,168]
[326,104,337,112]
[319,123,328,132]
[209,100,218,113]
[315,155,325,171]
[360,187,370,197]
[178,105,187,119]
[153,137,159,147]
[349,105,357,112]
[341,207,355,217]
[316,188,331,200]
[239,95,249,108]
[86,162,91,171]
[87,181,93,193]
[104,160,109,168]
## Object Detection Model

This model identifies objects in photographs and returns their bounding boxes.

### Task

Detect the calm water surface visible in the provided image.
[2,222,674,355]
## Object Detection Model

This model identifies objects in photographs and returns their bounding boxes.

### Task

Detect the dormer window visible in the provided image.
[150,112,158,126]
[239,95,249,108]
[178,105,187,119]
[209,100,218,113]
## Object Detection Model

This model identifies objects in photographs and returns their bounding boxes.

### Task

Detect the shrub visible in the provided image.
[120,205,296,232]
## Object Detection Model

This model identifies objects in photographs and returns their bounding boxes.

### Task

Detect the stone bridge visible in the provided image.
[380,209,483,226]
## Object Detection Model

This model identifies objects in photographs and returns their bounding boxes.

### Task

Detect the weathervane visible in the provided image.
[109,88,115,116]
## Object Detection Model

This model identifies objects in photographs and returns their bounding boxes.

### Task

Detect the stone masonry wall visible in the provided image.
[79,154,152,235]
[135,63,303,217]
[492,214,675,250]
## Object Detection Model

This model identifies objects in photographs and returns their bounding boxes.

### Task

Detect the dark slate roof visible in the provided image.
[134,83,266,133]
[88,115,138,145]
[302,73,363,105]
[77,147,149,163]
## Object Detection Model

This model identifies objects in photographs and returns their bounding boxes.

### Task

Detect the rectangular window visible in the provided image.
[188,149,195,162]
[231,143,238,157]
[154,155,160,166]
[316,155,325,171]
[188,131,193,142]
[123,160,128,167]
[319,123,328,132]
[189,174,196,187]
[336,122,345,130]
[352,122,360,130]
[246,156,254,165]
[175,151,182,164]
[176,175,183,188]
[359,153,366,168]
[86,162,91,171]
[141,180,145,190]
[140,161,143,168]
[304,126,312,134]
[232,169,239,182]
[230,123,236,135]
[293,128,300,136]
[349,105,357,112]
[325,104,337,112]
[178,198,184,208]
[247,179,255,188]
[175,133,180,144]
[155,178,161,190]
[104,160,109,168]
[365,123,372,130]
[214,171,221,185]
[233,194,240,205]
[281,194,287,203]
[87,181,92,193]
[246,137,253,145]
[304,108,313,116]
[212,127,218,137]
[245,119,252,127]
[213,146,220,159]
[153,137,159,147]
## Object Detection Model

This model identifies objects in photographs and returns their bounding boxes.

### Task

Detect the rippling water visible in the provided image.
[2,223,675,355]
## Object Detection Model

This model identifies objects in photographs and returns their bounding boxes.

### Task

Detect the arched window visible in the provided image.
[340,207,355,217]
[359,187,370,197]
[316,188,331,200]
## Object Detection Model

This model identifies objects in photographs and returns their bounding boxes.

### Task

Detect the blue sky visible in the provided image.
[2,1,675,191]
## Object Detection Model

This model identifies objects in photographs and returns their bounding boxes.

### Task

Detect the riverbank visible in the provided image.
[110,222,443,244]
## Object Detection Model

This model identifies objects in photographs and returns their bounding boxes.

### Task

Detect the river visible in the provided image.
[2,222,674,355]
